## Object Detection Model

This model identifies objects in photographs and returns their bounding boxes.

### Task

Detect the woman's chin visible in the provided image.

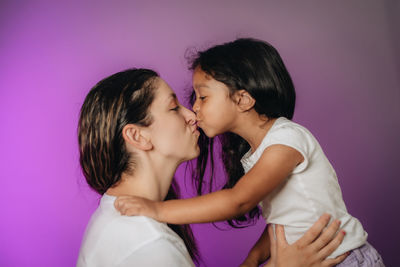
[188,148,200,161]
[194,146,200,157]
[178,147,200,163]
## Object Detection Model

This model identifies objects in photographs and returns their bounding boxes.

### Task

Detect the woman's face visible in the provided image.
[147,78,200,163]
[192,67,238,137]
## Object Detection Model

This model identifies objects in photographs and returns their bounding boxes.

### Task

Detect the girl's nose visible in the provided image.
[192,99,200,114]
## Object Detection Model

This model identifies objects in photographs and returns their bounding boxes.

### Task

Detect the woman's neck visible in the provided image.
[231,109,277,153]
[106,155,179,201]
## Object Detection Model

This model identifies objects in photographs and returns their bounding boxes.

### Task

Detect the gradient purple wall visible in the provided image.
[1,1,399,266]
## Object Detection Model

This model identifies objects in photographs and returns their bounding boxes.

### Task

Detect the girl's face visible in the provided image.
[192,67,238,137]
[147,78,200,163]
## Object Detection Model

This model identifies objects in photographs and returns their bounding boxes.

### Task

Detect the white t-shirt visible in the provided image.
[77,194,195,267]
[240,117,367,258]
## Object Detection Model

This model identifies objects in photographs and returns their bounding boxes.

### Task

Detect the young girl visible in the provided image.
[115,39,384,266]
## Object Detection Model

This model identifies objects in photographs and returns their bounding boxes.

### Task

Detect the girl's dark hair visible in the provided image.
[189,38,296,228]
[78,68,199,262]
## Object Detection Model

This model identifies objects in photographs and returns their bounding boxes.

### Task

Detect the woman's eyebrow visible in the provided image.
[165,93,178,103]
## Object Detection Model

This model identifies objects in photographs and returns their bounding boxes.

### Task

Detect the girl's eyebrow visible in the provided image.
[194,83,209,89]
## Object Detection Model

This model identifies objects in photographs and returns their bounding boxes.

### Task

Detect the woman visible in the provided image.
[76,68,346,266]
[77,69,199,266]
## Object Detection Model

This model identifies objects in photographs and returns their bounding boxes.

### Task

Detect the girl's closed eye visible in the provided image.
[198,96,207,101]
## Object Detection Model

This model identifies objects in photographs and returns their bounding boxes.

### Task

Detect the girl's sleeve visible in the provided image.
[265,125,312,174]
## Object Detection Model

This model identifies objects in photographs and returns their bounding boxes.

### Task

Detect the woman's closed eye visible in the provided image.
[170,105,180,111]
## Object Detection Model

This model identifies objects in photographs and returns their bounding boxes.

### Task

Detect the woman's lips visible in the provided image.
[192,127,200,136]
[191,124,200,136]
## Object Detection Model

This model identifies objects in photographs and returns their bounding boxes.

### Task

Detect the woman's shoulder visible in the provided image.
[86,198,171,245]
[82,214,173,255]
[79,214,183,265]
[105,215,169,242]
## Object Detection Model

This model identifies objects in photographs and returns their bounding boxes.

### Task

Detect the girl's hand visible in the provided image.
[268,214,348,267]
[114,196,160,220]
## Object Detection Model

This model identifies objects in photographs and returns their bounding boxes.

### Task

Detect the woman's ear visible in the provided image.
[235,90,255,112]
[122,124,153,151]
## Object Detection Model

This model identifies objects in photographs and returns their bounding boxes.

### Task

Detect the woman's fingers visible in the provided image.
[310,219,341,251]
[266,215,348,267]
[316,229,346,260]
[296,213,331,247]
[274,224,288,247]
[268,224,276,251]
[267,225,277,267]
[322,251,348,267]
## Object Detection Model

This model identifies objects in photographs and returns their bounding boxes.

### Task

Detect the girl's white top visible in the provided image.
[241,117,367,258]
[77,194,194,267]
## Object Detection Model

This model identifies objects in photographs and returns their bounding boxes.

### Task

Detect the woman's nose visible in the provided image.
[181,105,197,125]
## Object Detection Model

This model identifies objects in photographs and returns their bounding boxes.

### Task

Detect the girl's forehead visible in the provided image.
[193,73,213,90]
[193,73,231,96]
[193,67,211,81]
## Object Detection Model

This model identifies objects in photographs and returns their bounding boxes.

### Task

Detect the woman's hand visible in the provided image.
[114,196,160,220]
[267,214,348,267]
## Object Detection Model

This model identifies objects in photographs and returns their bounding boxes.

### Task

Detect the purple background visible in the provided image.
[1,0,399,266]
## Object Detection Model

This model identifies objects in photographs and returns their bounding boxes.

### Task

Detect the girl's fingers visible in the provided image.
[310,219,341,251]
[119,206,136,215]
[114,197,138,214]
[114,196,152,216]
[114,199,126,211]
[124,208,134,216]
[114,198,120,208]
[115,195,131,201]
[316,229,346,260]
[296,213,331,247]
[114,196,130,209]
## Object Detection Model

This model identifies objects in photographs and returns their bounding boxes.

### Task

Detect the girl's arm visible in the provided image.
[239,225,271,267]
[116,144,303,224]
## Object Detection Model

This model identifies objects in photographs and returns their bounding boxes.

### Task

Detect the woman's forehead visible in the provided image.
[153,78,177,104]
